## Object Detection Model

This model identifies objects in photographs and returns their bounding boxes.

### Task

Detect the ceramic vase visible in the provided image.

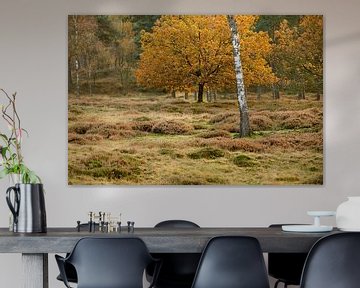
[6,183,47,233]
[336,197,360,231]
[7,174,22,231]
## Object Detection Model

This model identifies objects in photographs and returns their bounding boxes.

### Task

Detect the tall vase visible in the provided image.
[6,183,47,233]
[336,197,360,231]
[9,173,21,185]
[7,174,22,231]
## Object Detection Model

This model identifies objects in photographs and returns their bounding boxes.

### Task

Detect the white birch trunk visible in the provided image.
[73,15,80,96]
[227,15,250,137]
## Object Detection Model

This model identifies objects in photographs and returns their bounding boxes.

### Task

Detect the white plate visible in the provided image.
[307,211,336,217]
[282,225,333,232]
[338,227,360,232]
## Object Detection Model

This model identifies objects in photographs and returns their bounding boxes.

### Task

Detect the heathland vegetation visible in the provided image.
[68,15,323,185]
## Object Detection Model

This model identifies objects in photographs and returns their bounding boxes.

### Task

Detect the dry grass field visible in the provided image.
[68,92,323,185]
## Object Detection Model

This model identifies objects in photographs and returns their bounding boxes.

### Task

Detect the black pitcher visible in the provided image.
[6,183,47,233]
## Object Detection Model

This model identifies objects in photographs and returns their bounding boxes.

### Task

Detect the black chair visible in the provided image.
[56,262,77,284]
[191,236,270,288]
[148,220,201,288]
[268,224,308,288]
[56,223,99,284]
[55,237,160,288]
[300,232,360,288]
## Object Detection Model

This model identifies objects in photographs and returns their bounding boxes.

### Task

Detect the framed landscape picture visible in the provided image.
[68,15,323,185]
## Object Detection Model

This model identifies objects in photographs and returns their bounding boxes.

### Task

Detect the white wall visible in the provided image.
[1,0,360,286]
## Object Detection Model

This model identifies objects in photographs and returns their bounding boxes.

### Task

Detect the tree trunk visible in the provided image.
[197,83,204,103]
[88,69,92,95]
[206,89,211,102]
[73,16,80,96]
[227,15,250,137]
[171,89,176,98]
[316,93,321,101]
[75,59,80,96]
[272,84,280,100]
[212,90,217,102]
[302,87,306,99]
[184,91,189,99]
[298,87,305,100]
[68,57,73,91]
[256,86,262,100]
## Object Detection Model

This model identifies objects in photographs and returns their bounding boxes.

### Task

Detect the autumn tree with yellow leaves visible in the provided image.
[136,15,277,102]
[272,15,323,99]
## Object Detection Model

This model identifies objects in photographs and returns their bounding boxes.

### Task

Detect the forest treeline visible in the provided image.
[68,15,322,100]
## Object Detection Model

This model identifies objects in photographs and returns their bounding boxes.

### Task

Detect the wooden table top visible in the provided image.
[0,227,340,253]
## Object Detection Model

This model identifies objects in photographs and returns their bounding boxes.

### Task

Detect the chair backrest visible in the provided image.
[155,220,200,228]
[300,232,360,288]
[67,237,154,288]
[191,236,270,288]
[151,220,201,286]
[268,224,308,285]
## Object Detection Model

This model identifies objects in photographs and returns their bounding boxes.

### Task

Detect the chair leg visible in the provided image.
[274,280,289,288]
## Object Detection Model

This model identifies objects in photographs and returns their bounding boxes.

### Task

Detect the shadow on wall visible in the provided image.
[327,31,360,46]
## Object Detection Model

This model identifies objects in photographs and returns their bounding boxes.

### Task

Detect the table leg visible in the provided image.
[22,253,48,288]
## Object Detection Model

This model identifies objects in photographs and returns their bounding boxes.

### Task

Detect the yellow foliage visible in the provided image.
[136,15,276,92]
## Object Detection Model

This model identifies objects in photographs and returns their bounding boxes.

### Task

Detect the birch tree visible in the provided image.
[227,15,250,137]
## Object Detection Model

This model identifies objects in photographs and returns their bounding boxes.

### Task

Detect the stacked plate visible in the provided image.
[282,211,336,232]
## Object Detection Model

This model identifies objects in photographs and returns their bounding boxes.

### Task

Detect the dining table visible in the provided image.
[0,226,340,288]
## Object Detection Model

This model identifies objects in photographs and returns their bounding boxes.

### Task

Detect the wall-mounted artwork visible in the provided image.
[68,15,323,185]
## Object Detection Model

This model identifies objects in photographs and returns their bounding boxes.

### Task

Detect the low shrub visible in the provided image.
[69,106,84,115]
[260,132,323,151]
[281,112,320,129]
[68,123,93,134]
[198,130,232,139]
[168,174,226,185]
[215,123,239,133]
[188,147,225,159]
[68,133,86,145]
[133,121,155,132]
[134,116,151,122]
[304,174,323,185]
[269,108,322,129]
[191,106,208,114]
[194,138,266,153]
[163,105,185,114]
[232,154,256,167]
[152,120,193,135]
[275,176,300,182]
[159,148,184,159]
[69,121,136,139]
[209,112,237,124]
[82,152,142,180]
[250,114,273,131]
[68,133,103,145]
